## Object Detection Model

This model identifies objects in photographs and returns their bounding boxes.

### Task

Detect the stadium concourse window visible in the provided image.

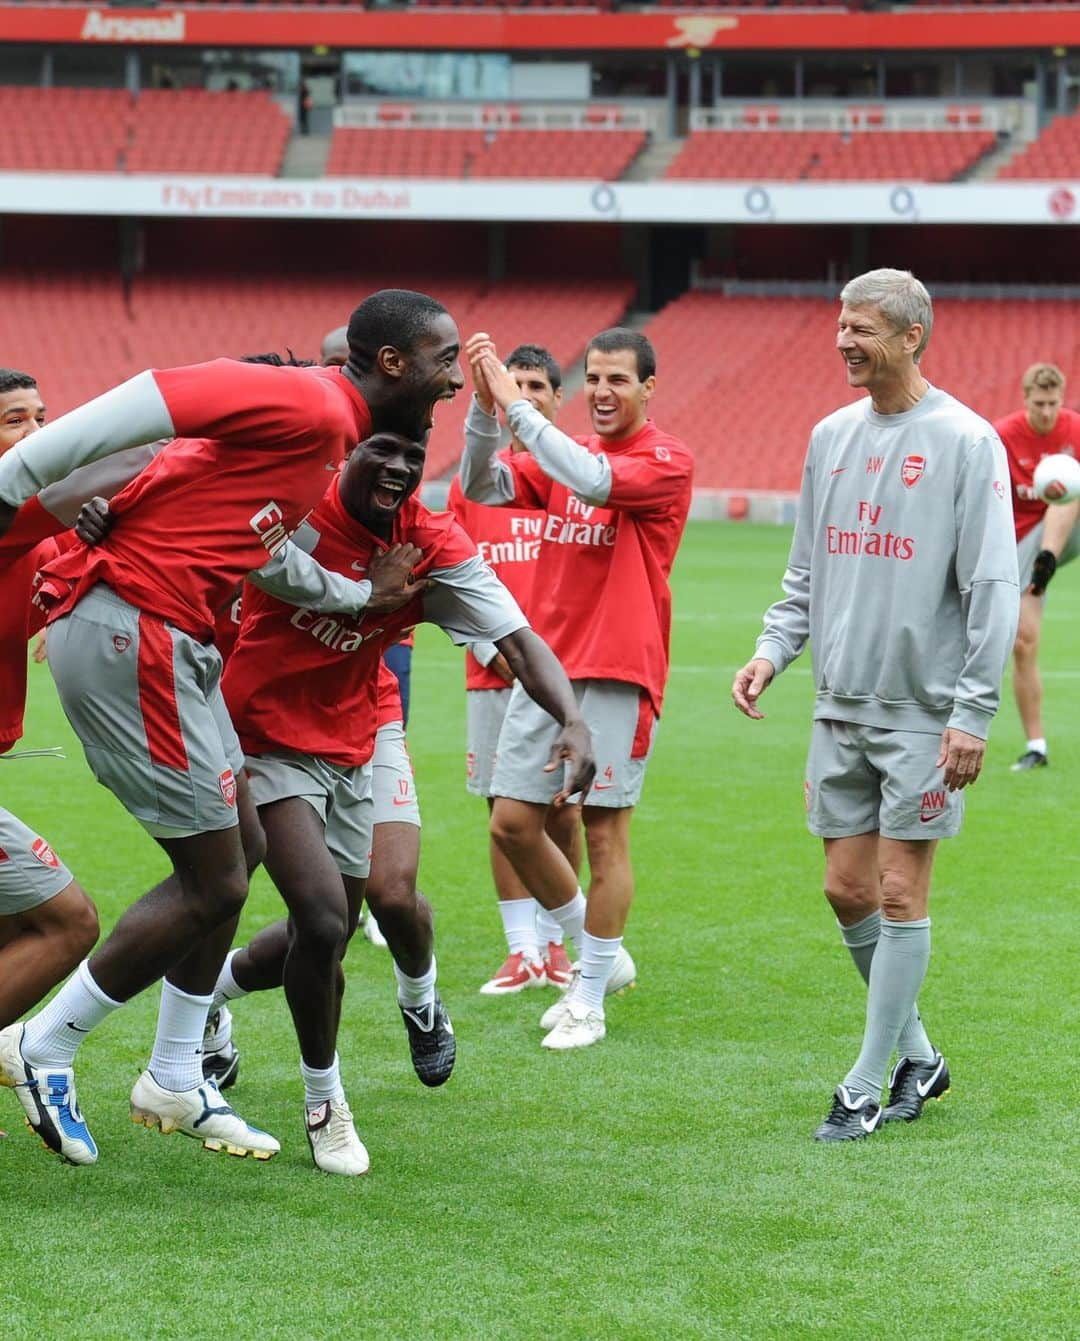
[140,50,299,95]
[51,45,127,88]
[342,52,510,101]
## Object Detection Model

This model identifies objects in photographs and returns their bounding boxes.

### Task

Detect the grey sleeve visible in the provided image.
[422,555,527,645]
[248,542,372,614]
[37,440,168,526]
[469,641,500,667]
[459,394,515,504]
[949,436,1021,738]
[506,400,612,505]
[755,446,815,675]
[0,371,174,508]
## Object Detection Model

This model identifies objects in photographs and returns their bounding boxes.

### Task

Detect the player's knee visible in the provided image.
[490,807,536,853]
[366,872,421,926]
[1013,627,1038,661]
[294,899,349,957]
[823,870,876,920]
[205,865,250,924]
[878,872,919,921]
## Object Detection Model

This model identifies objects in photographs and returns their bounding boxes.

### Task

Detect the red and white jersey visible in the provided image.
[35,361,372,641]
[223,477,523,767]
[994,407,1080,541]
[377,660,404,727]
[448,459,542,691]
[0,503,71,753]
[497,420,692,715]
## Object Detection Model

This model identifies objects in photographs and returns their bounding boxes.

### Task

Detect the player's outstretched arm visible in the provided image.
[732,657,775,720]
[0,372,174,537]
[496,626,595,802]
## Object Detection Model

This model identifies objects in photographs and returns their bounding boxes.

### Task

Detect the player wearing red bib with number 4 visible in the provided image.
[0,291,464,1167]
[994,362,1080,772]
[461,328,693,1051]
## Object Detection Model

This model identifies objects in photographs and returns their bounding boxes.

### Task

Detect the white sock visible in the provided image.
[545,890,587,958]
[22,959,123,1067]
[148,978,213,1092]
[301,1053,345,1108]
[211,948,249,1011]
[204,1003,232,1053]
[574,931,620,1014]
[1027,738,1047,755]
[535,902,564,949]
[394,956,436,1008]
[497,899,540,961]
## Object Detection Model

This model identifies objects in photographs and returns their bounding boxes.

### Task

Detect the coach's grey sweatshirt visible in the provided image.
[755,385,1020,740]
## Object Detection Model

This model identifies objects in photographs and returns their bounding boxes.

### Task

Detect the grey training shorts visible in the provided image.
[465,686,512,799]
[0,807,73,915]
[372,719,420,828]
[491,678,657,809]
[47,584,244,840]
[805,719,964,841]
[245,750,375,879]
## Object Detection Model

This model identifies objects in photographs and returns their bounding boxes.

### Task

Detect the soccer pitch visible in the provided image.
[1,521,1076,1340]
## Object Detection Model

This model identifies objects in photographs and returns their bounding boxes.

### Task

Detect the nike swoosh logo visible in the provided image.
[592,783,614,791]
[919,811,945,823]
[350,560,368,572]
[392,796,414,806]
[860,1110,881,1133]
[830,467,847,476]
[916,1058,945,1098]
[402,1007,433,1031]
[66,1022,89,1033]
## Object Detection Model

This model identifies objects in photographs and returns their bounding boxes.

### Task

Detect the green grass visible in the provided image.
[2,521,1077,1340]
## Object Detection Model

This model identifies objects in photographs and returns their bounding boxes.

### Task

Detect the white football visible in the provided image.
[1033,452,1080,504]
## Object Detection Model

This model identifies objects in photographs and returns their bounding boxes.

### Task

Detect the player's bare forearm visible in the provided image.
[497,627,595,798]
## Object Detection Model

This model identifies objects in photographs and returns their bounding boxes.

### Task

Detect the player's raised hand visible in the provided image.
[75,496,113,546]
[546,718,595,806]
[936,727,985,792]
[477,352,525,415]
[732,657,775,719]
[465,332,497,414]
[365,542,431,614]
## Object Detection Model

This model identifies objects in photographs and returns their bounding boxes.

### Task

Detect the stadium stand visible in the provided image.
[124,90,291,176]
[998,108,1080,179]
[667,129,995,183]
[0,87,290,176]
[327,128,486,178]
[0,88,129,172]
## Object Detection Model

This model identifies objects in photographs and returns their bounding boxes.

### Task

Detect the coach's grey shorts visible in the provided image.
[372,719,420,828]
[245,750,375,879]
[491,678,657,809]
[466,687,512,798]
[47,584,244,839]
[805,719,963,841]
[0,807,72,915]
[1017,517,1080,590]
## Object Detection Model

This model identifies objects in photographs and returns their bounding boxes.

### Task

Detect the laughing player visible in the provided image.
[204,431,593,1173]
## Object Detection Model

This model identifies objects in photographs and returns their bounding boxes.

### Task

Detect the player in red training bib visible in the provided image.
[994,362,1080,771]
[461,327,693,1051]
[0,292,465,1167]
[198,430,592,1173]
[0,369,99,1056]
[448,343,583,996]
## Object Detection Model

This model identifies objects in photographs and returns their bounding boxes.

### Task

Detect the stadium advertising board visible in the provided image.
[3,175,1080,224]
[3,6,1080,50]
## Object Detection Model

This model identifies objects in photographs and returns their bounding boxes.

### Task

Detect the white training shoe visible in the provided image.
[130,1069,279,1159]
[538,945,638,1030]
[362,913,389,950]
[541,1001,606,1051]
[305,1098,370,1176]
[0,1023,98,1165]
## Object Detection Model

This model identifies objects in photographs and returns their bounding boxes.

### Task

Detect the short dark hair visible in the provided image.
[585,329,656,382]
[346,289,450,375]
[506,344,562,392]
[0,368,37,396]
[239,351,315,367]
